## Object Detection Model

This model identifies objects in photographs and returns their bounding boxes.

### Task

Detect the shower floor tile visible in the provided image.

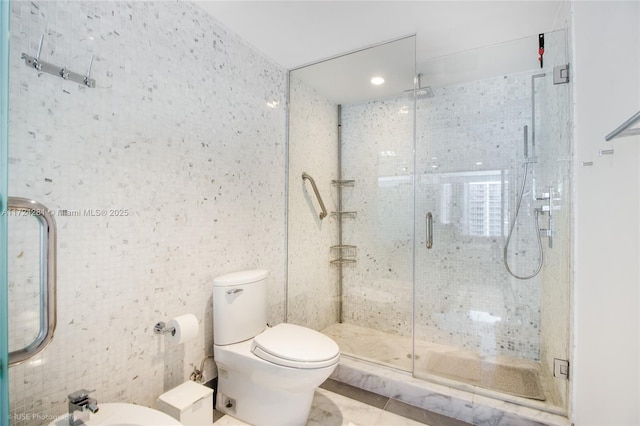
[322,322,551,403]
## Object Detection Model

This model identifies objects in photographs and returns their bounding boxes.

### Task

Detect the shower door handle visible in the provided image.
[7,197,57,367]
[426,212,433,249]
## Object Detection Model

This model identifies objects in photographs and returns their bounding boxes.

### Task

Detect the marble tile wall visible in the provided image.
[340,97,415,337]
[286,75,340,330]
[7,1,286,424]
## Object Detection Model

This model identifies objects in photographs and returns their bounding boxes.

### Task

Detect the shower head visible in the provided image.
[405,73,434,99]
[414,86,435,99]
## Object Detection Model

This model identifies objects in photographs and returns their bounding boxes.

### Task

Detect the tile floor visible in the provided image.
[212,379,469,426]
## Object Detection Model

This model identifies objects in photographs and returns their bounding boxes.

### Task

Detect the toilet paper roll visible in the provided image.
[167,314,199,345]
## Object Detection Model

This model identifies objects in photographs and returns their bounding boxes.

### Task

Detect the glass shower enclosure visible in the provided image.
[287,31,571,414]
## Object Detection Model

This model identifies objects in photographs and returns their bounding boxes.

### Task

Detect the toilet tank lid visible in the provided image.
[214,269,269,287]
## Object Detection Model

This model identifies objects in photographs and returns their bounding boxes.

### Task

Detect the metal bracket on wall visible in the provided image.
[553,63,570,85]
[553,358,570,379]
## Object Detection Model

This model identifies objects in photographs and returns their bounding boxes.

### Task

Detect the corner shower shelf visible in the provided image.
[330,258,357,266]
[331,245,357,258]
[331,179,355,187]
[331,211,357,219]
[331,241,357,266]
[332,177,356,265]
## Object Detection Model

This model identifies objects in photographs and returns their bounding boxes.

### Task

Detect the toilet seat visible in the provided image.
[251,323,340,369]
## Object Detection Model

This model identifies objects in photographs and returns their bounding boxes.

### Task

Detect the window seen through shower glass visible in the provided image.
[465,173,507,237]
[430,171,509,238]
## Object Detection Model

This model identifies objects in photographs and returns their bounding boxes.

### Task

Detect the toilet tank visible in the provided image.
[213,269,268,345]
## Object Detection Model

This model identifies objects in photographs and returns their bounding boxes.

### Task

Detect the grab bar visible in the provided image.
[302,172,328,220]
[8,197,57,367]
[426,212,433,249]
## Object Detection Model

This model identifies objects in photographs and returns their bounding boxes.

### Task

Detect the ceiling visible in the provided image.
[195,1,565,70]
[194,1,566,103]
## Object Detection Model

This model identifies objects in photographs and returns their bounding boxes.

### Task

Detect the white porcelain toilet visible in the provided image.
[213,269,340,426]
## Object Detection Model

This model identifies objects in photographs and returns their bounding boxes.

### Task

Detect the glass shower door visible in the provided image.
[413,30,571,413]
[1,0,11,420]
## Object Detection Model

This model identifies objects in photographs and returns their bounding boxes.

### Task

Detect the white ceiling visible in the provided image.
[195,1,565,70]
[194,1,566,103]
[291,36,417,104]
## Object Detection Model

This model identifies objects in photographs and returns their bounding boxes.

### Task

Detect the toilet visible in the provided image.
[213,269,340,426]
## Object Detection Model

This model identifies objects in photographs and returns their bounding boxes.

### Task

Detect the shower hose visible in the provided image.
[503,161,544,280]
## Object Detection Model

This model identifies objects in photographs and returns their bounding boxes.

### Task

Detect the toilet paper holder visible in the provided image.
[153,314,199,344]
[153,321,176,336]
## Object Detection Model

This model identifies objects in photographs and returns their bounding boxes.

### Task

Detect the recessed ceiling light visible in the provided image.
[371,76,385,86]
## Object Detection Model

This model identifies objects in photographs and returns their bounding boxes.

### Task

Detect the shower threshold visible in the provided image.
[322,323,568,424]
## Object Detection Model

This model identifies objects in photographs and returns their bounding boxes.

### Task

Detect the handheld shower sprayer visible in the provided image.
[503,124,550,280]
[503,158,544,280]
[503,73,550,280]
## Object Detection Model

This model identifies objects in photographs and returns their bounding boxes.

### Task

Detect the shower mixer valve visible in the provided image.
[536,192,551,201]
[535,186,555,248]
[535,186,558,213]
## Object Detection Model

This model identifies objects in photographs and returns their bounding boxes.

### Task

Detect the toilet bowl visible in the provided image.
[213,269,340,426]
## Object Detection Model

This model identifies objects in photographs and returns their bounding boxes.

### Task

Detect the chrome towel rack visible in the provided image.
[605,110,640,141]
[7,197,57,367]
[302,172,328,220]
